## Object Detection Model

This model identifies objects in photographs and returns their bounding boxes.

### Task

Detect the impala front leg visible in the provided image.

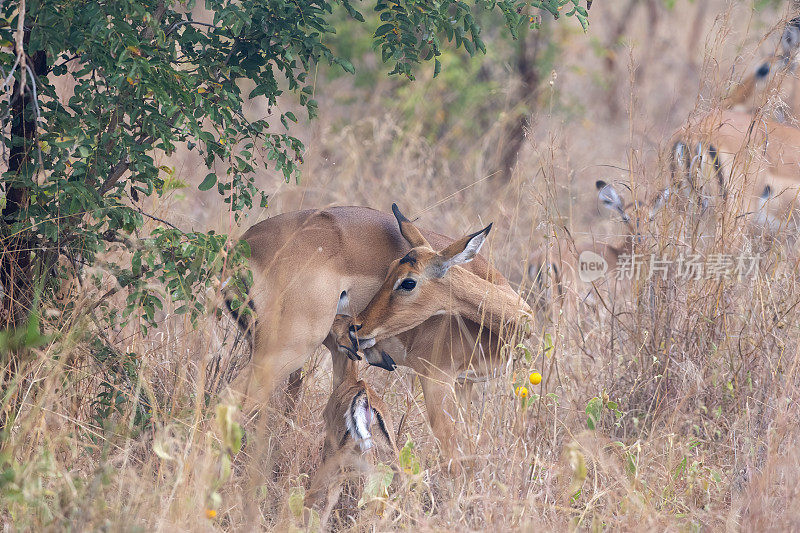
[419,374,462,473]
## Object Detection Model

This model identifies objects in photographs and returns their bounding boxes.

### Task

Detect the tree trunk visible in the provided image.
[603,0,641,117]
[1,11,47,431]
[494,24,544,184]
[2,41,46,326]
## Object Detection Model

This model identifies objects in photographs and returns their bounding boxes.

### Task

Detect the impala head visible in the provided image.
[779,16,800,66]
[596,180,633,226]
[725,17,800,109]
[310,357,397,509]
[753,16,800,75]
[596,179,652,236]
[323,321,398,455]
[596,179,668,240]
[340,386,393,453]
[350,203,491,349]
[331,314,397,370]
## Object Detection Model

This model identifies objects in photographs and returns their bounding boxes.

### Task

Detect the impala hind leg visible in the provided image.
[238,342,324,526]
[246,296,340,406]
[239,344,313,411]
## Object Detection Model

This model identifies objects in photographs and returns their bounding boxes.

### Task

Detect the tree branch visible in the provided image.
[99,157,131,195]
[166,20,218,36]
[142,1,166,41]
[136,207,181,231]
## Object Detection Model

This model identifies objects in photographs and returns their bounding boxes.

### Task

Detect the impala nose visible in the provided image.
[378,350,397,371]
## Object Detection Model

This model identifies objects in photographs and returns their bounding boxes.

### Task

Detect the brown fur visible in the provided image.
[672,109,800,228]
[723,18,800,122]
[236,206,524,465]
[306,329,398,512]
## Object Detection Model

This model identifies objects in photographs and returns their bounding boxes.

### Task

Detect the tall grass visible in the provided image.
[3,1,800,530]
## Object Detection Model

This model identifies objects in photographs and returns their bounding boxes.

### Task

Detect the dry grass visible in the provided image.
[4,1,800,531]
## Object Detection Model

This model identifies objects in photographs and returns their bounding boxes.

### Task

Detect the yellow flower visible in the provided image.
[515,386,528,398]
[205,509,217,519]
[529,372,542,386]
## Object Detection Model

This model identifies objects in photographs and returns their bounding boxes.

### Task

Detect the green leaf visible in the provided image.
[375,23,395,38]
[399,437,421,475]
[358,463,394,506]
[525,393,540,408]
[585,397,602,430]
[543,333,554,357]
[337,58,356,74]
[198,173,217,191]
[625,452,637,476]
[288,486,305,518]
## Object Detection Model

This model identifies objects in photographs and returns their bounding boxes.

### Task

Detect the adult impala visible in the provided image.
[724,16,800,122]
[345,206,532,459]
[233,204,530,462]
[670,109,800,231]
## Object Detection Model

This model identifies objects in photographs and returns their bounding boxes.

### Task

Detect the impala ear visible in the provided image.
[345,389,395,452]
[649,187,669,220]
[759,184,772,209]
[428,224,491,278]
[597,180,629,221]
[392,203,430,248]
[781,18,800,58]
[755,61,771,80]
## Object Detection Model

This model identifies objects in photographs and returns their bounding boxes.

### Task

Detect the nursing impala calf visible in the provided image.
[233,205,529,465]
[306,315,398,511]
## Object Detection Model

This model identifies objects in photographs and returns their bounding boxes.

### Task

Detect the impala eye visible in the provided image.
[398,278,417,291]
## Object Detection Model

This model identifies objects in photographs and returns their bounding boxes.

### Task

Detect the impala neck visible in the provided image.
[331,349,358,390]
[443,266,533,340]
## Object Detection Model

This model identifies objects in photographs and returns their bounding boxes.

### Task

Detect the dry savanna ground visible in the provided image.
[4,0,800,531]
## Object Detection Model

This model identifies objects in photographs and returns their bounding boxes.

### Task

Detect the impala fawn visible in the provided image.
[305,315,398,511]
